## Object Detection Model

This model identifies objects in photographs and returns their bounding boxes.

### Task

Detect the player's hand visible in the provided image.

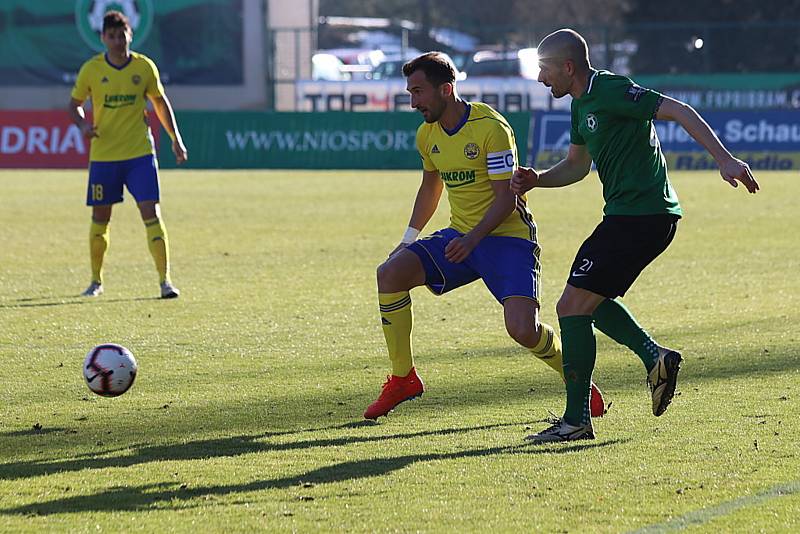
[719,157,759,193]
[510,166,539,195]
[444,235,477,263]
[172,138,188,165]
[80,122,98,138]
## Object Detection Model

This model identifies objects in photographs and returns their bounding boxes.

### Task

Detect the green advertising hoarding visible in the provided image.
[0,0,243,86]
[160,112,532,170]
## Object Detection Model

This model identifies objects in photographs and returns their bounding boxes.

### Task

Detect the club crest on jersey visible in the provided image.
[586,113,598,132]
[131,74,142,85]
[464,143,480,159]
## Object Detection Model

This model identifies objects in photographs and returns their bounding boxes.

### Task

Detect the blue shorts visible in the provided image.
[407,227,541,303]
[86,154,160,206]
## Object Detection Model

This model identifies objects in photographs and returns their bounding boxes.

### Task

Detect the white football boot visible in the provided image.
[525,419,595,443]
[160,281,180,299]
[81,281,104,297]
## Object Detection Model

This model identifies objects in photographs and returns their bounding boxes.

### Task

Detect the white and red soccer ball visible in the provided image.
[83,344,138,397]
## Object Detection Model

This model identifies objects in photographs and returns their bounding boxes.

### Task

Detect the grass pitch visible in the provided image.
[0,169,798,532]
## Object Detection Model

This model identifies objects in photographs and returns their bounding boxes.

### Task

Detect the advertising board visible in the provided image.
[530,110,800,170]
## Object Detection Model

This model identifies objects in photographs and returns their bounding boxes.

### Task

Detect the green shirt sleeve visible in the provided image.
[600,76,663,120]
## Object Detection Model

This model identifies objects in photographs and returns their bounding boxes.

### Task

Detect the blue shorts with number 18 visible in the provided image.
[86,154,160,206]
[406,227,541,303]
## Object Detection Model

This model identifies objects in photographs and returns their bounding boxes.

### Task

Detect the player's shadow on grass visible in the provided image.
[0,420,543,481]
[0,438,626,516]
[0,427,68,437]
[0,296,158,308]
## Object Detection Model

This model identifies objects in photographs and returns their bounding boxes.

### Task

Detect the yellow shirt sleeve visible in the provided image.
[71,62,91,102]
[484,120,517,180]
[415,125,437,172]
[143,56,165,98]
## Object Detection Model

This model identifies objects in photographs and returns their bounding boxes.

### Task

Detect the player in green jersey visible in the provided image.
[511,29,759,442]
[69,10,187,299]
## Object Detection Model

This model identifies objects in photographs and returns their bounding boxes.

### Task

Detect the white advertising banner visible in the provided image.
[295,78,570,113]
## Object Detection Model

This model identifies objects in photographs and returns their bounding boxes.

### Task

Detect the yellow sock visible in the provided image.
[529,323,565,381]
[379,291,414,377]
[144,217,170,283]
[89,220,109,283]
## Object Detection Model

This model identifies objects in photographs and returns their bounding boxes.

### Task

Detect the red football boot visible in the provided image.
[364,367,424,420]
[590,382,607,417]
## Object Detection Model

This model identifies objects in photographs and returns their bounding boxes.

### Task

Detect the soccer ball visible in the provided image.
[83,344,138,397]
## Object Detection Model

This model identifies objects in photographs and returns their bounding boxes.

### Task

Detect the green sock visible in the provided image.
[592,299,659,372]
[559,315,595,427]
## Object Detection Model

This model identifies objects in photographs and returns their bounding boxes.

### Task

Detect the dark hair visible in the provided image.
[402,52,456,86]
[102,10,131,33]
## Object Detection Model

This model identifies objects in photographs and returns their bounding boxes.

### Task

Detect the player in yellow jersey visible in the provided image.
[363,52,606,420]
[68,10,187,299]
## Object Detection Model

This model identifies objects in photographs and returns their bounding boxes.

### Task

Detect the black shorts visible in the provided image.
[567,214,679,298]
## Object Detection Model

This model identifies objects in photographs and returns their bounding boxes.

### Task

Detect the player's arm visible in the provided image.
[149,94,188,164]
[408,169,444,230]
[445,178,515,263]
[67,98,97,138]
[510,143,591,195]
[388,169,443,257]
[656,96,758,193]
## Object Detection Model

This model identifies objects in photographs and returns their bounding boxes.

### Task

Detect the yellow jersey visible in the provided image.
[416,102,535,240]
[71,52,164,162]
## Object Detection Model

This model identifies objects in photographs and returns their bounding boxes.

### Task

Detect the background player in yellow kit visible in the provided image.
[68,10,187,299]
[363,52,605,420]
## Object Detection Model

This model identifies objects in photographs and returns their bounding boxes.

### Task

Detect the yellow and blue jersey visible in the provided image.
[71,51,164,162]
[415,102,536,241]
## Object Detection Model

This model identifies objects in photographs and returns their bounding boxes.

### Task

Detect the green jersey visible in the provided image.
[570,70,682,217]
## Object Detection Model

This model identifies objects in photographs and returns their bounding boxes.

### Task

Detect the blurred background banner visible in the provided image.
[158,111,531,169]
[635,74,800,110]
[2,1,799,168]
[295,79,563,113]
[0,110,160,168]
[0,111,88,168]
[531,110,800,171]
[0,0,244,86]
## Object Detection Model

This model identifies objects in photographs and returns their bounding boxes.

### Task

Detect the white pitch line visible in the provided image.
[630,480,800,533]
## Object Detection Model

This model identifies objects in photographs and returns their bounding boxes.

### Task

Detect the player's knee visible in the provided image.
[376,260,399,290]
[137,201,159,220]
[556,292,594,317]
[556,293,577,317]
[92,207,112,223]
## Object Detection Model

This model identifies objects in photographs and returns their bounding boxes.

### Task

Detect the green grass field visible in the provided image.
[1,169,798,532]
